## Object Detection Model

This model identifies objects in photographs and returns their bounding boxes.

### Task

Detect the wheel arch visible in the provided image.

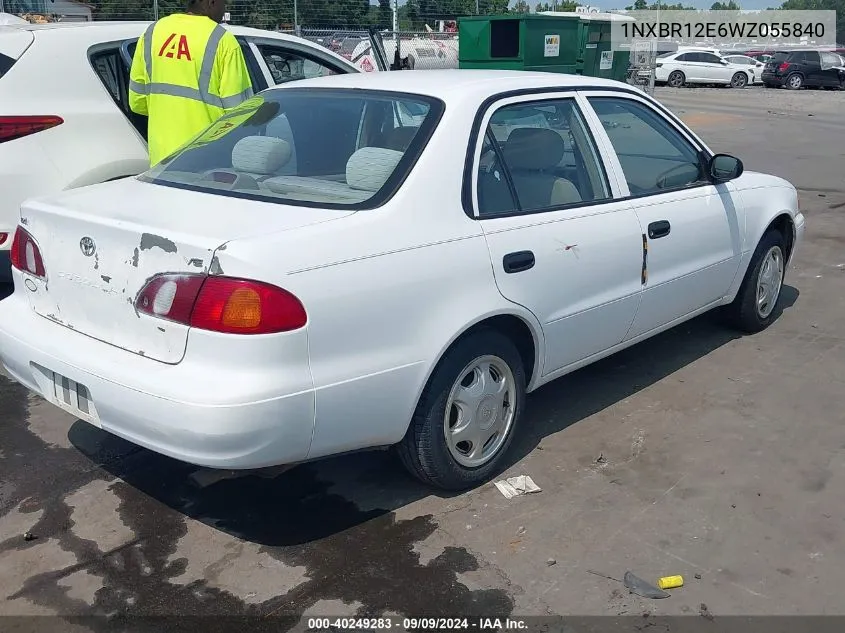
[727,208,796,303]
[408,309,545,432]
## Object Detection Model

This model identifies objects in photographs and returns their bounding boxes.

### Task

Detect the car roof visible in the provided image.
[0,20,311,44]
[265,69,628,101]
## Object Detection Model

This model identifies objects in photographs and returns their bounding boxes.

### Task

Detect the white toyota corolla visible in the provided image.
[0,70,805,490]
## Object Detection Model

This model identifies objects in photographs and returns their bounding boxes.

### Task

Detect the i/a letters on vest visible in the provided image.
[158,33,193,61]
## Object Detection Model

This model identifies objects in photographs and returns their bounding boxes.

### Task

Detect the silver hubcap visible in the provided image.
[670,73,682,86]
[789,76,801,88]
[444,355,516,468]
[733,75,745,87]
[756,246,784,319]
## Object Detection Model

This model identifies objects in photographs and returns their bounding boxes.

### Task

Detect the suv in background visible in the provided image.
[761,49,845,90]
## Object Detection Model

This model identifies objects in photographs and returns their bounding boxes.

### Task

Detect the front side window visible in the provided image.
[141,89,443,209]
[257,46,341,84]
[476,99,610,216]
[588,97,704,196]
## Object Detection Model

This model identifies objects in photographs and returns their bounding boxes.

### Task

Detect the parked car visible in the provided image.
[0,20,360,281]
[0,70,804,490]
[761,49,845,89]
[655,50,754,88]
[723,54,765,83]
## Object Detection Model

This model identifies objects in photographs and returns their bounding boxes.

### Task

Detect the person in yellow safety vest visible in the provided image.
[128,0,254,167]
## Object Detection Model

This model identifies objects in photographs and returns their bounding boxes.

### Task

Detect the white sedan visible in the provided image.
[656,50,754,88]
[0,20,361,281]
[0,70,804,490]
[723,54,766,83]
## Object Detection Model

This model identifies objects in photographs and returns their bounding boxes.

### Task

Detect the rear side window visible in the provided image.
[0,53,15,80]
[142,89,445,210]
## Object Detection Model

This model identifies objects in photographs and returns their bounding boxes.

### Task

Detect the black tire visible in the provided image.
[667,70,685,88]
[723,229,787,334]
[397,329,527,490]
[730,72,748,88]
[785,73,803,90]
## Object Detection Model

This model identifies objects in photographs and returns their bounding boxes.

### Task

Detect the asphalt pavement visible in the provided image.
[1,85,845,627]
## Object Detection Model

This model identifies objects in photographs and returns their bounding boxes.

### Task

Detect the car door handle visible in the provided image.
[648,220,671,239]
[503,251,535,274]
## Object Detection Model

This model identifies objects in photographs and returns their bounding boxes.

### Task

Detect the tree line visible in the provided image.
[14,0,843,41]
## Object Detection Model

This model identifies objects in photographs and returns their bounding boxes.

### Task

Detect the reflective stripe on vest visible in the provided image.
[130,22,248,110]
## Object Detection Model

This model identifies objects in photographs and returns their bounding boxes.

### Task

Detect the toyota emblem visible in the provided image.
[79,237,96,257]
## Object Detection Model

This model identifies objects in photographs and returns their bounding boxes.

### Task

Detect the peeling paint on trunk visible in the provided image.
[187,258,204,268]
[131,248,139,268]
[139,233,178,254]
[101,275,112,283]
[209,257,224,276]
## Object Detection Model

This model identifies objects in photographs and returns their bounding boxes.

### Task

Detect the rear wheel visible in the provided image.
[668,70,686,88]
[397,329,526,490]
[731,72,748,88]
[723,229,787,334]
[785,73,803,90]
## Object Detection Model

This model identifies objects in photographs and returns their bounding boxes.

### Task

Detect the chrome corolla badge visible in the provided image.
[79,237,96,257]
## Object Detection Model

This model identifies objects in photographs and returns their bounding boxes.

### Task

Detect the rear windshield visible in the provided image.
[141,89,444,210]
[0,53,15,79]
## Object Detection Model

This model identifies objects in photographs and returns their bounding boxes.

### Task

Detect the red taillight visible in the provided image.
[0,232,8,247]
[135,274,307,334]
[9,226,46,279]
[0,115,64,144]
[778,62,790,73]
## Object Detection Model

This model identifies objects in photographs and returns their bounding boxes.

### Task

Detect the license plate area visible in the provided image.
[31,363,101,427]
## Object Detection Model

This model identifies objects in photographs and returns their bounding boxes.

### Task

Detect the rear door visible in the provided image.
[799,51,824,86]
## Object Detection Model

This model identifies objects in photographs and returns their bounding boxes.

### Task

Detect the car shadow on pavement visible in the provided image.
[69,286,799,549]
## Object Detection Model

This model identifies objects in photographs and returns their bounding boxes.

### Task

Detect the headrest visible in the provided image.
[381,126,419,151]
[502,127,566,171]
[346,147,403,192]
[231,136,291,175]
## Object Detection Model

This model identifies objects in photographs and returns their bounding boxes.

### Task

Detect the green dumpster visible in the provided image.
[459,12,632,83]
[574,13,631,83]
[458,14,582,74]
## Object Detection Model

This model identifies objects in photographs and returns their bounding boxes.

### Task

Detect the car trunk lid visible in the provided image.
[20,178,353,364]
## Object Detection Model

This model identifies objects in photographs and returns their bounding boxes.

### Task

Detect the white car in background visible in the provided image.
[0,20,359,281]
[0,70,803,490]
[723,54,766,83]
[656,49,754,88]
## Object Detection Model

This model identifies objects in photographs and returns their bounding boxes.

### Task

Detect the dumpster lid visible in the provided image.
[538,11,636,22]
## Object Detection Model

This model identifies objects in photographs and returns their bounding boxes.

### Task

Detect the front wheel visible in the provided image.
[723,229,787,333]
[730,72,748,88]
[667,70,686,88]
[397,329,526,490]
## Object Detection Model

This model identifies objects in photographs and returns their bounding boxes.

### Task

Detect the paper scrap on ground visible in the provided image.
[495,475,541,499]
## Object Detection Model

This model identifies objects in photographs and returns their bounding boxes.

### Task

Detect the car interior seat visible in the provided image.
[501,127,582,210]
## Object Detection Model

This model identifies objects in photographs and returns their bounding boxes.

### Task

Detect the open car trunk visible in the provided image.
[19,178,352,364]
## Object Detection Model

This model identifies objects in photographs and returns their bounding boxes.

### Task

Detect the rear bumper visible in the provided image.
[761,73,785,86]
[0,276,317,469]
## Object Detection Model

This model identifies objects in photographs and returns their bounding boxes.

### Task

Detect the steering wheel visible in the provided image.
[654,163,698,190]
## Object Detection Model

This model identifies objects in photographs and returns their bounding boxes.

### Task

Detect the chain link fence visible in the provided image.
[624,40,657,95]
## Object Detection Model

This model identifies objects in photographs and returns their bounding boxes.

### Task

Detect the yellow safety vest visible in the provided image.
[128,14,254,167]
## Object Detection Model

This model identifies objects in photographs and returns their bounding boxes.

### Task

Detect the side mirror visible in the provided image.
[709,153,743,183]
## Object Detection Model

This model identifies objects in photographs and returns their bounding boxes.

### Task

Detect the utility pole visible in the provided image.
[153,0,159,21]
[392,0,398,44]
[294,0,299,36]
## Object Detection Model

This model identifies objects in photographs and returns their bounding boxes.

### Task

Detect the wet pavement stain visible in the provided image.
[1,379,514,630]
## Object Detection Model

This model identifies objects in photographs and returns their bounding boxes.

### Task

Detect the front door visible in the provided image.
[585,93,743,340]
[470,94,644,376]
